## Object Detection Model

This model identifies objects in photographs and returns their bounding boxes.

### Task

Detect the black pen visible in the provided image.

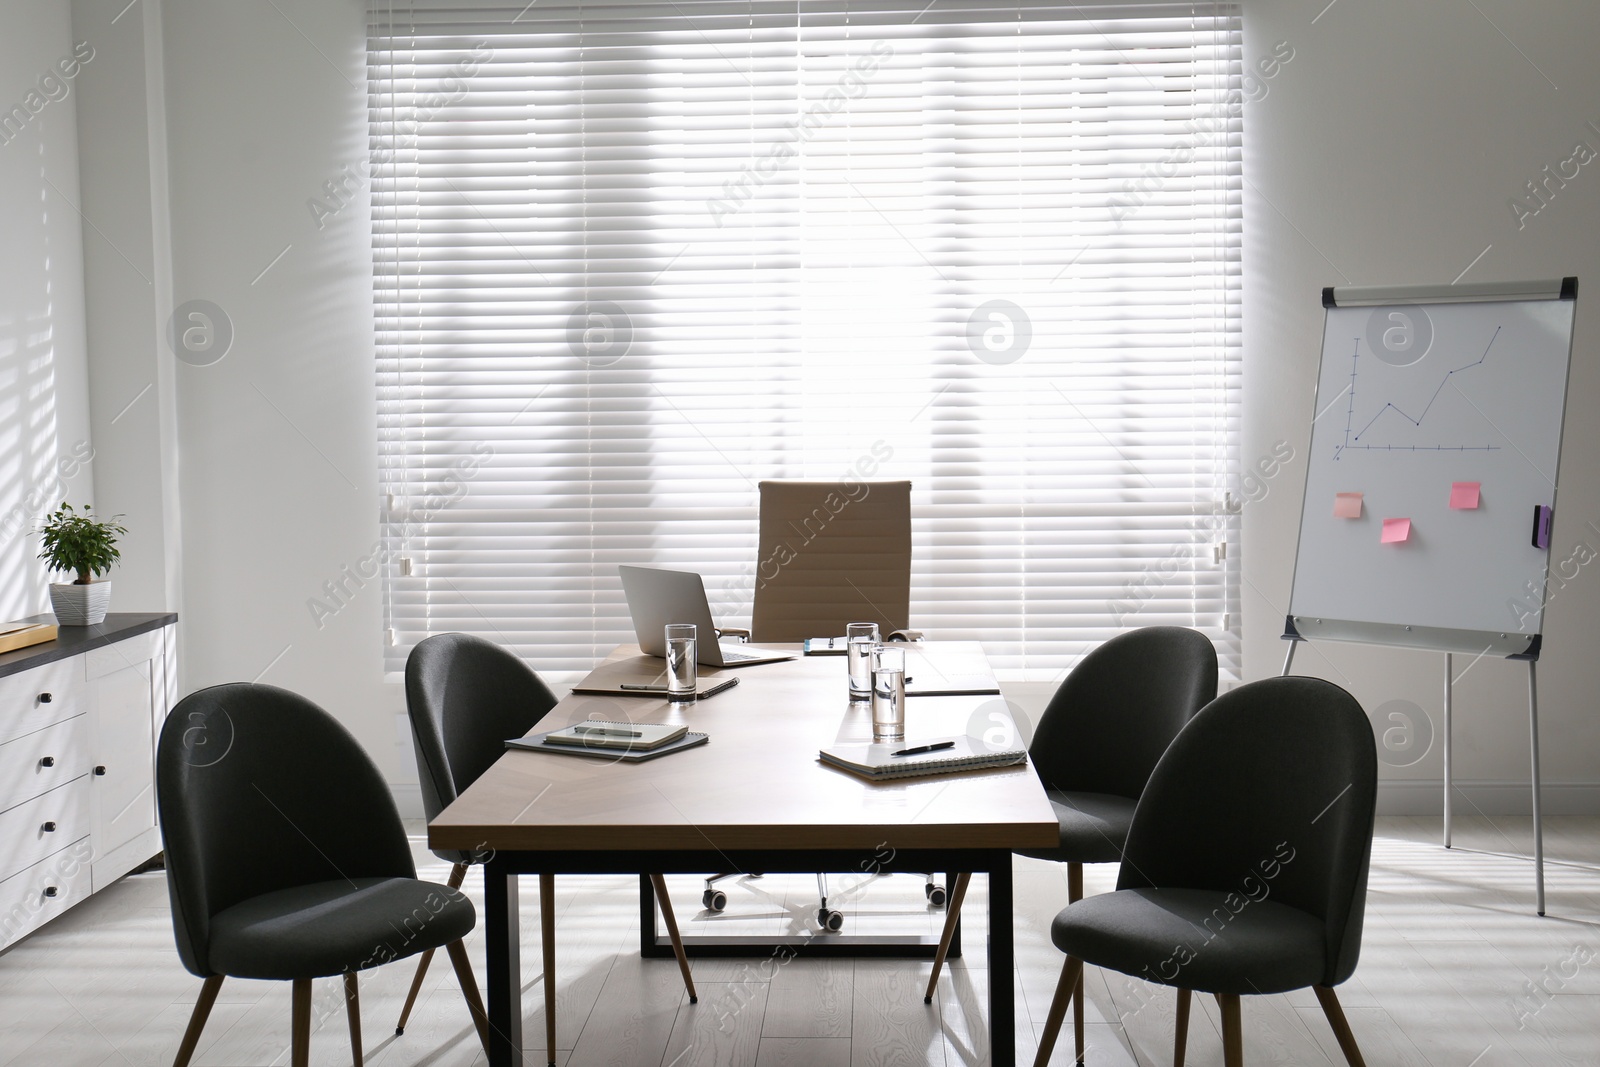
[892,741,955,757]
[620,683,668,692]
[696,677,740,699]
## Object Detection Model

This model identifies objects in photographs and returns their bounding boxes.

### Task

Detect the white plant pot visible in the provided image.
[49,580,112,626]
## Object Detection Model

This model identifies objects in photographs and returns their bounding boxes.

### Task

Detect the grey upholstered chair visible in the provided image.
[924,624,1218,1055]
[1035,675,1378,1067]
[400,632,698,1065]
[157,683,488,1067]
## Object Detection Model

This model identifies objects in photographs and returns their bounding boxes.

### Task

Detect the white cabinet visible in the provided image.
[0,615,175,950]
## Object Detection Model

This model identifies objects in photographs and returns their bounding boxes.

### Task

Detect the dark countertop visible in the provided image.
[0,613,179,680]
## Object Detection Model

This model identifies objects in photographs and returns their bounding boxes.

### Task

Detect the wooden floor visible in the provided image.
[0,816,1595,1066]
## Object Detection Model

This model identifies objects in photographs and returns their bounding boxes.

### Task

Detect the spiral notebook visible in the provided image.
[818,735,1026,782]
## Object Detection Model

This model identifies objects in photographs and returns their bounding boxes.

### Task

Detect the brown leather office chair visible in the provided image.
[750,479,912,643]
[704,479,938,930]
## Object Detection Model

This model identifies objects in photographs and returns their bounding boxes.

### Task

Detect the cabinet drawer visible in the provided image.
[0,838,94,951]
[0,715,89,815]
[0,778,91,883]
[0,658,85,745]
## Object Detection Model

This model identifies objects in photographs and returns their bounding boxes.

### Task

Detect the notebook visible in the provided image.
[818,735,1027,782]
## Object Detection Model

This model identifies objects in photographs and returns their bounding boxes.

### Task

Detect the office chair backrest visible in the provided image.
[1118,675,1378,987]
[156,682,416,979]
[751,479,912,643]
[406,632,559,863]
[1027,626,1217,801]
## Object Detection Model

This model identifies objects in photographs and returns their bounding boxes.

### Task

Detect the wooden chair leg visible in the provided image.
[541,873,557,1067]
[1068,864,1084,1065]
[1033,956,1083,1067]
[396,861,470,1036]
[291,978,312,1067]
[445,938,491,1057]
[172,975,224,1067]
[1173,988,1191,1067]
[344,972,362,1066]
[649,874,699,1002]
[923,872,972,1002]
[1216,992,1242,1067]
[1313,986,1368,1067]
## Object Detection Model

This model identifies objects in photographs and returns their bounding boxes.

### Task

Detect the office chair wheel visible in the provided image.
[926,882,947,908]
[817,907,844,932]
[703,889,727,911]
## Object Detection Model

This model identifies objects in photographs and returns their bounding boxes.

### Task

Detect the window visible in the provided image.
[369,0,1242,680]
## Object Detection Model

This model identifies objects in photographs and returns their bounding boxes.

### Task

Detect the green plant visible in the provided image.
[36,503,126,584]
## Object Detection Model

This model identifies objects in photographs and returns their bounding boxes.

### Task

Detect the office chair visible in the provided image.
[702,479,940,931]
[923,624,1217,1062]
[401,632,697,1065]
[157,683,489,1067]
[1034,675,1378,1067]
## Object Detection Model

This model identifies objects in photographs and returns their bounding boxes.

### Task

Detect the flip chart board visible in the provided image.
[1285,278,1578,658]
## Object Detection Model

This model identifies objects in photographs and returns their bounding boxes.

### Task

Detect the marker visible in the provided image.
[892,741,956,757]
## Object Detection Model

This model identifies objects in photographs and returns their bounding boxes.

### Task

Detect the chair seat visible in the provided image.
[1051,887,1327,995]
[1016,790,1138,865]
[209,877,475,980]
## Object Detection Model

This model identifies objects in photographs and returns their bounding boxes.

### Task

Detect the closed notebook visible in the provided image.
[540,721,688,751]
[818,735,1027,781]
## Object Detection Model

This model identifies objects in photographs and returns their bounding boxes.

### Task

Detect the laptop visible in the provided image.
[618,565,795,667]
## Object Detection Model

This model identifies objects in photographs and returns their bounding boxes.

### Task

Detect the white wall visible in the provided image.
[1240,0,1600,811]
[0,0,96,621]
[153,0,402,777]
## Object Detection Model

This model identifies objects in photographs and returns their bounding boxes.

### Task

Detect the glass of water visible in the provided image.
[871,644,906,742]
[846,622,880,701]
[665,623,697,701]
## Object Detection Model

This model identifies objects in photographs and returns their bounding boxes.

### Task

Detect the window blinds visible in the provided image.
[368,0,1243,681]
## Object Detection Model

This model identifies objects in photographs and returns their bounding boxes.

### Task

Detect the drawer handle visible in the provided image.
[39,756,55,768]
[94,766,107,776]
[38,692,52,704]
[44,886,58,898]
[41,822,57,833]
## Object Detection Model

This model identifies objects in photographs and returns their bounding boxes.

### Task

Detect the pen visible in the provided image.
[697,677,740,699]
[573,725,642,737]
[619,683,668,692]
[892,741,955,757]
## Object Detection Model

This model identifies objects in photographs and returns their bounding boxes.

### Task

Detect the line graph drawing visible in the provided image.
[1334,327,1503,459]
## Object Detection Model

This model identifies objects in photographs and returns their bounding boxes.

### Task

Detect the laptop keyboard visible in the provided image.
[720,648,762,663]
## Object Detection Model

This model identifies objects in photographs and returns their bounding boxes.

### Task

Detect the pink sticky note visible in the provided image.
[1333,492,1363,519]
[1450,481,1481,510]
[1381,518,1411,544]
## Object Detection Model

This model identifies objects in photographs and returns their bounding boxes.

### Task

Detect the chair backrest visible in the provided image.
[156,683,416,978]
[751,479,912,643]
[1027,627,1217,800]
[405,633,559,863]
[1117,675,1378,987]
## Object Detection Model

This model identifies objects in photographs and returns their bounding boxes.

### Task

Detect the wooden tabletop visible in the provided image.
[429,644,1058,854]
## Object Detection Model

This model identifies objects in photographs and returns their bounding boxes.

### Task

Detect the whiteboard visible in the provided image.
[1286,279,1578,658]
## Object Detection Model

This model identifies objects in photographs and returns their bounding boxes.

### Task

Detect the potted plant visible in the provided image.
[36,503,126,626]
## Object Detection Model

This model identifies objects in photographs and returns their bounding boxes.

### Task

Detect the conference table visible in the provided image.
[429,642,1058,1067]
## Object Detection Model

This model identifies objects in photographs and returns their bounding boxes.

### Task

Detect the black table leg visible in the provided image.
[485,860,524,1067]
[988,853,1015,1067]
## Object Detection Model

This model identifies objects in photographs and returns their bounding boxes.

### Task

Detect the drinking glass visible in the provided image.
[871,645,906,742]
[846,622,880,701]
[665,623,697,701]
